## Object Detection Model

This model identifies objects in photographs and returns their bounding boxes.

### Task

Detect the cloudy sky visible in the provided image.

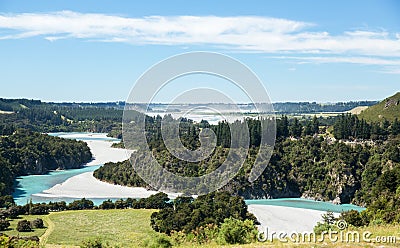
[0,0,399,102]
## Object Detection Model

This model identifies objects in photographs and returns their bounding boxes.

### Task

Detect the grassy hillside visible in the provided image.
[359,92,400,122]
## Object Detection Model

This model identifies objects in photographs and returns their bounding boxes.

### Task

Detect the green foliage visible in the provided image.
[0,129,92,196]
[313,222,333,235]
[94,160,148,187]
[143,234,172,248]
[99,200,115,210]
[67,198,94,210]
[81,237,108,248]
[30,218,44,229]
[0,234,39,248]
[0,219,10,231]
[150,191,256,235]
[0,195,14,208]
[313,211,339,235]
[322,211,336,225]
[340,210,368,227]
[16,220,32,232]
[186,224,219,244]
[217,218,257,245]
[333,114,372,140]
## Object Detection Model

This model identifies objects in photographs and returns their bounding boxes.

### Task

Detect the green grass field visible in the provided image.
[3,214,48,237]
[44,209,159,247]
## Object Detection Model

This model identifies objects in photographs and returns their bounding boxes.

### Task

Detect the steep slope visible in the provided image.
[359,92,400,122]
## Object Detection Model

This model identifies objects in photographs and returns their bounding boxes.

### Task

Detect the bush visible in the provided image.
[186,223,218,244]
[314,211,341,235]
[340,210,367,227]
[217,218,257,245]
[16,220,32,232]
[0,219,10,231]
[313,222,332,235]
[30,218,44,228]
[68,198,94,210]
[99,200,115,210]
[81,237,105,248]
[143,234,172,248]
[0,234,39,248]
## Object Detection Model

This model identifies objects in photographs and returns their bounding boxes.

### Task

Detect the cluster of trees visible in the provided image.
[276,115,320,139]
[333,114,400,140]
[99,193,171,210]
[94,160,148,187]
[0,129,92,197]
[0,199,91,217]
[150,191,258,244]
[0,194,172,219]
[16,218,44,232]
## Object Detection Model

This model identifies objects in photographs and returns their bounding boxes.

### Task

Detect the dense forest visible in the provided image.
[0,129,92,197]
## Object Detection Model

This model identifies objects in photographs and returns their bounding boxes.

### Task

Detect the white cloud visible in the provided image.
[272,56,400,74]
[0,11,400,60]
[378,66,400,74]
[274,56,400,66]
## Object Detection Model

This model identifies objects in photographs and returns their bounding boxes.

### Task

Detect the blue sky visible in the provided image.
[0,0,399,102]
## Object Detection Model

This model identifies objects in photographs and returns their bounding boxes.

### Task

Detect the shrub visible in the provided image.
[0,234,39,248]
[143,234,172,248]
[314,211,341,235]
[99,200,115,210]
[170,230,187,245]
[217,218,257,245]
[0,219,10,231]
[16,220,32,232]
[340,210,367,227]
[187,223,218,244]
[81,237,105,248]
[313,222,332,235]
[30,218,44,228]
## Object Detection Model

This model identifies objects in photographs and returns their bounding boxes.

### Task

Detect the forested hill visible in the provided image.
[0,129,92,197]
[359,92,400,122]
